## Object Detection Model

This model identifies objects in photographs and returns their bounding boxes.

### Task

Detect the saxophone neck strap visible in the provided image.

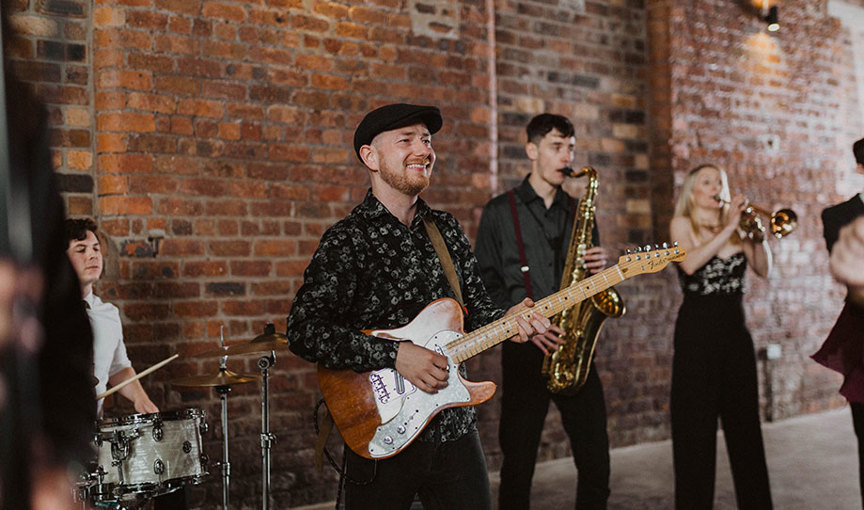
[422,215,465,308]
[507,189,534,301]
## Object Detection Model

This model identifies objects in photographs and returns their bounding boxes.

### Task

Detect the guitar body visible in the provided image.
[317,298,497,459]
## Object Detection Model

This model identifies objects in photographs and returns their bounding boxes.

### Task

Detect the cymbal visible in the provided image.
[169,369,260,388]
[192,332,290,358]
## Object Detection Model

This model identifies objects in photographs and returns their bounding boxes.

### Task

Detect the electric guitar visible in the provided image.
[318,245,686,459]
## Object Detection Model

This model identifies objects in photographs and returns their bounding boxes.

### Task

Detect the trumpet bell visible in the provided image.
[770,209,797,238]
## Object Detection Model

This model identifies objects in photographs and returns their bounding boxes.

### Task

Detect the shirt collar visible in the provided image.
[357,188,432,224]
[515,174,572,211]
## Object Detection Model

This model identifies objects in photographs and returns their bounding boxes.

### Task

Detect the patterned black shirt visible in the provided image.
[287,189,505,442]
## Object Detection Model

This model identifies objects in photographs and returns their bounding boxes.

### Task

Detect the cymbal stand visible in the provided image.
[216,327,232,510]
[258,350,275,510]
[216,383,231,509]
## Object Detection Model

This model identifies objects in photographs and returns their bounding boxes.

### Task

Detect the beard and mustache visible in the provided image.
[379,157,433,196]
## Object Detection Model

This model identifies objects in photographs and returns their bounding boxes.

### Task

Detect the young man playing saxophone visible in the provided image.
[475,113,611,510]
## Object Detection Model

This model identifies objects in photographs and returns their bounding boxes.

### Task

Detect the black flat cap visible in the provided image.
[353,103,443,161]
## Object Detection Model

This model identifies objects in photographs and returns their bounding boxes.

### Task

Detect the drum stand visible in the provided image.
[257,351,275,510]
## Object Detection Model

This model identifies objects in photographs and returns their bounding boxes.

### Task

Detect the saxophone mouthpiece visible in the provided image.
[560,167,592,178]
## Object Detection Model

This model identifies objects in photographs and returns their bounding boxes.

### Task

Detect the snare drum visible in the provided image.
[93,408,208,501]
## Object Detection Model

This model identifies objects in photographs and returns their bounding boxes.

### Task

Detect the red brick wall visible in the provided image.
[6,0,95,215]
[481,0,669,465]
[5,0,863,506]
[647,0,863,428]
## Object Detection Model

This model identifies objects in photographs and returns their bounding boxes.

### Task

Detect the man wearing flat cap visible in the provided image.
[288,104,557,509]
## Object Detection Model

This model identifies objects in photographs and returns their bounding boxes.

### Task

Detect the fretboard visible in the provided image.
[445,264,626,363]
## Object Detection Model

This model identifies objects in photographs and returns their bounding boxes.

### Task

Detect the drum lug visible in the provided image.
[152,422,164,442]
[200,453,209,470]
[199,422,209,435]
[153,459,165,475]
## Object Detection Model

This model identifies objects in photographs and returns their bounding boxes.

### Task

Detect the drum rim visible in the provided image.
[97,407,205,426]
[80,473,208,503]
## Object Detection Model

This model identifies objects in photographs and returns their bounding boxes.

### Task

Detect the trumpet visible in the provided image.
[713,194,797,239]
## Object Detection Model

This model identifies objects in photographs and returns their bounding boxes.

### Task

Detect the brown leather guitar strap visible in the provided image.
[422,216,465,308]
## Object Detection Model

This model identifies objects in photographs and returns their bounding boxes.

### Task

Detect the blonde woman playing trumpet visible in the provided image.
[668,164,773,510]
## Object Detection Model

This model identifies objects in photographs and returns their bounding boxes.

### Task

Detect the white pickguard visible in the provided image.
[366,330,469,458]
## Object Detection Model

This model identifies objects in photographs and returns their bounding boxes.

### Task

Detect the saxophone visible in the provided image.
[540,166,625,395]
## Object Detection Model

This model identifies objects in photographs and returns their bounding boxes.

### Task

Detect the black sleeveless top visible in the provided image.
[677,252,747,296]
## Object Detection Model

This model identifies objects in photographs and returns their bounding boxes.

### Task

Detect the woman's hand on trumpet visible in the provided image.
[721,194,748,230]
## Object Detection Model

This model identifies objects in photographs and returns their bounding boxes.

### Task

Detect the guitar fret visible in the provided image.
[445,248,684,364]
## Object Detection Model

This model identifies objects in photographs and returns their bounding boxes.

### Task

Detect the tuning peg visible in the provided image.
[644,244,651,252]
[625,248,631,255]
[673,241,678,247]
[635,246,642,253]
[662,242,668,249]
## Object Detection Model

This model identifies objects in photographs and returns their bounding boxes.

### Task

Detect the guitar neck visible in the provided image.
[446,264,625,363]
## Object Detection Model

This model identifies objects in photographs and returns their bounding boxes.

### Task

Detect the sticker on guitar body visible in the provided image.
[367,332,470,457]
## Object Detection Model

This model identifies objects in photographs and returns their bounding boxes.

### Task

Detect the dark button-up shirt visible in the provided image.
[475,176,598,309]
[288,189,505,442]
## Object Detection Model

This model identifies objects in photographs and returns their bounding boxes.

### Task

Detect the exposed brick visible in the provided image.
[222,299,263,316]
[209,240,251,256]
[158,239,205,256]
[56,172,94,193]
[97,69,153,90]
[205,281,246,296]
[154,76,201,96]
[67,151,94,170]
[100,195,153,215]
[230,261,273,277]
[98,110,156,132]
[99,175,128,194]
[174,301,219,318]
[182,261,227,277]
[99,153,153,173]
[67,195,93,216]
[177,98,223,118]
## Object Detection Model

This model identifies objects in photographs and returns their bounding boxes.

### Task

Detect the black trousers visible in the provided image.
[852,402,864,509]
[671,294,772,510]
[344,429,491,510]
[499,341,610,510]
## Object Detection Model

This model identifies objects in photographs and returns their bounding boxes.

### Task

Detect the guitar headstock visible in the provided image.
[616,242,687,275]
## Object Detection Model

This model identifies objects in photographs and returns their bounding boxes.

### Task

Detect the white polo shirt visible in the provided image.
[85,291,132,416]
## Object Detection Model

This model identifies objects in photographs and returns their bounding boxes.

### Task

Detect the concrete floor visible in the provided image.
[489,408,859,510]
[298,408,859,509]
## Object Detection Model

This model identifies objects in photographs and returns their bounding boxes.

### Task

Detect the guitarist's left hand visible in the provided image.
[505,298,562,350]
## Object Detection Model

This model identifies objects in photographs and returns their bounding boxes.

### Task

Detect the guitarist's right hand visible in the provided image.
[395,341,450,394]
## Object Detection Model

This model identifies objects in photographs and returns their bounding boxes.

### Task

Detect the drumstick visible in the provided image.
[96,353,179,401]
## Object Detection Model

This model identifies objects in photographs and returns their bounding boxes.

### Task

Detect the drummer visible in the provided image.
[64,218,158,416]
[65,218,192,509]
